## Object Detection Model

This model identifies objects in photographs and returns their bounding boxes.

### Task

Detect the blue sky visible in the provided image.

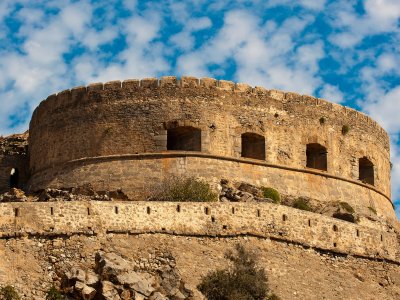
[0,0,399,216]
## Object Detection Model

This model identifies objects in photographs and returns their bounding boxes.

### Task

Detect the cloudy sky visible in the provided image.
[0,0,399,215]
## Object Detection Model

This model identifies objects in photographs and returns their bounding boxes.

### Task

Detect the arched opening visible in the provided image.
[9,168,19,189]
[359,157,374,185]
[167,126,201,151]
[241,133,265,160]
[306,143,327,171]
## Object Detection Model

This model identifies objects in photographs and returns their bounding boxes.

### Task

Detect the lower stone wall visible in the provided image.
[27,153,395,220]
[0,201,398,263]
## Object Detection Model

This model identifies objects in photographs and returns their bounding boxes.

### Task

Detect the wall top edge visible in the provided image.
[32,76,388,138]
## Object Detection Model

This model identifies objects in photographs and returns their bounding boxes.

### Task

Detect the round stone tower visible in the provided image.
[27,76,395,220]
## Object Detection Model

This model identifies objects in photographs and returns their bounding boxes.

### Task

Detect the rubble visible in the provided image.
[59,251,198,300]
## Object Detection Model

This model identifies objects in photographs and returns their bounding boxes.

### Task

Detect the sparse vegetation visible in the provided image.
[368,206,377,215]
[292,197,312,211]
[148,176,217,202]
[339,201,355,214]
[261,187,281,203]
[319,117,326,124]
[45,286,64,300]
[198,244,279,300]
[0,286,20,300]
[341,125,350,135]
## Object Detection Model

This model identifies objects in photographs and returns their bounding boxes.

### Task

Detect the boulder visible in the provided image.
[117,272,155,296]
[95,252,131,282]
[150,292,168,300]
[85,270,99,287]
[102,281,120,300]
[82,285,97,300]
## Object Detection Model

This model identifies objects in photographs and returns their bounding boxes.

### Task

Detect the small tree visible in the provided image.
[45,286,64,300]
[0,286,20,300]
[260,187,281,203]
[148,176,217,202]
[198,244,279,300]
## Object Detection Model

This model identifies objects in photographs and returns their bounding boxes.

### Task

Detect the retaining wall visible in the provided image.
[0,201,398,263]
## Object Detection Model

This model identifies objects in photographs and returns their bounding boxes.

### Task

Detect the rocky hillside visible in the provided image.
[1,233,400,300]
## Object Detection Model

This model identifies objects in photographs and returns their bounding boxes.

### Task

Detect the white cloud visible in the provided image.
[328,0,400,49]
[319,84,344,103]
[177,11,322,94]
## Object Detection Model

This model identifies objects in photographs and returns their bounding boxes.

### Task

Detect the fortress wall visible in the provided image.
[0,201,398,263]
[27,154,395,220]
[27,76,393,216]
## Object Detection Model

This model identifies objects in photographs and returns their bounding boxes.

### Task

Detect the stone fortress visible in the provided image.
[0,76,400,299]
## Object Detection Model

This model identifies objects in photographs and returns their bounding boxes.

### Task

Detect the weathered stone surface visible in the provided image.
[82,284,97,300]
[95,252,131,282]
[117,271,155,296]
[101,281,120,300]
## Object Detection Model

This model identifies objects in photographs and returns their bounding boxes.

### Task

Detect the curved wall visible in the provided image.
[28,77,394,219]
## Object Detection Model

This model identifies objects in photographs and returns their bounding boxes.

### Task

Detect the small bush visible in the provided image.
[368,206,377,215]
[339,202,355,214]
[45,286,64,300]
[268,294,282,300]
[148,176,217,202]
[319,117,326,124]
[261,187,281,203]
[292,197,312,211]
[0,286,20,300]
[198,244,271,300]
[341,125,350,135]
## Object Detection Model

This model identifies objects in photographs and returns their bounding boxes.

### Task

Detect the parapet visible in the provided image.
[29,76,390,144]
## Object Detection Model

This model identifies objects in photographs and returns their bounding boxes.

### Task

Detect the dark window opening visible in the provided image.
[232,207,235,214]
[211,216,215,222]
[308,219,311,227]
[282,214,287,221]
[51,207,54,216]
[87,207,90,215]
[333,225,338,232]
[177,205,181,212]
[9,168,19,189]
[306,143,327,171]
[167,126,201,151]
[14,208,19,217]
[205,207,210,215]
[359,157,374,185]
[147,207,151,214]
[257,209,261,217]
[115,206,119,214]
[241,133,266,160]
[356,229,360,237]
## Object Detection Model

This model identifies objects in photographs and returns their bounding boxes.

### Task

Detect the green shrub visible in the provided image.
[368,206,377,215]
[292,197,312,211]
[45,286,64,300]
[0,286,20,300]
[268,294,282,300]
[341,125,350,135]
[319,117,326,124]
[339,202,355,213]
[198,244,271,300]
[261,187,281,203]
[148,176,217,202]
